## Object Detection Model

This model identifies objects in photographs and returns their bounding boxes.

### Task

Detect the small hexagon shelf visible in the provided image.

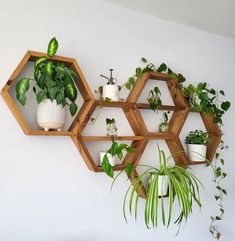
[71,100,148,172]
[182,110,222,165]
[1,50,95,136]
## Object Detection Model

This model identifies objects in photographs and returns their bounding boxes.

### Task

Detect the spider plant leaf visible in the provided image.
[15,77,30,106]
[47,37,58,57]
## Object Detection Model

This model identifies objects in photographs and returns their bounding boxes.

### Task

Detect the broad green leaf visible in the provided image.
[126,146,136,153]
[34,56,47,68]
[69,102,78,116]
[141,57,147,63]
[157,63,167,72]
[15,77,30,106]
[102,154,114,178]
[135,67,142,77]
[45,61,54,76]
[65,82,77,102]
[125,163,133,177]
[48,86,59,100]
[221,101,231,111]
[220,90,225,96]
[56,92,65,106]
[36,90,47,104]
[47,37,58,57]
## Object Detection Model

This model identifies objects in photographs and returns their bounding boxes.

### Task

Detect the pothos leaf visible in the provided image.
[45,61,54,76]
[125,163,133,177]
[34,56,47,68]
[102,154,114,178]
[47,37,58,57]
[221,101,231,111]
[157,63,167,72]
[15,77,30,106]
[36,90,47,104]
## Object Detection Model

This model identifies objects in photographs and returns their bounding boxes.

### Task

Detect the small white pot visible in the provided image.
[102,85,119,101]
[99,152,115,166]
[37,99,65,131]
[148,174,169,196]
[187,144,207,162]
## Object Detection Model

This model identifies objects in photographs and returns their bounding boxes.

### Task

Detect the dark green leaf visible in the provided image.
[15,77,30,106]
[56,92,65,106]
[69,102,78,116]
[125,163,133,177]
[65,82,77,102]
[157,63,167,72]
[34,56,47,68]
[221,101,231,111]
[36,90,47,104]
[47,37,59,57]
[220,159,224,165]
[48,86,59,100]
[102,154,114,178]
[220,90,225,96]
[135,67,142,77]
[141,57,147,63]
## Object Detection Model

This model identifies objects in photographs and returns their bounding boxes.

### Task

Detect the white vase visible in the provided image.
[102,85,119,101]
[187,144,207,162]
[99,152,115,166]
[148,174,169,196]
[37,99,65,131]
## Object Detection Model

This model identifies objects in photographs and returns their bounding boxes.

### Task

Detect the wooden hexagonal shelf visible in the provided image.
[1,50,95,136]
[183,110,222,165]
[71,100,148,172]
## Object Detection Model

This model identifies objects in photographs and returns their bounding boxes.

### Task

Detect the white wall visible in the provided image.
[0,0,234,241]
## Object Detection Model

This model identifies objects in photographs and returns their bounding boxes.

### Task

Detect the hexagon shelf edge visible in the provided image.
[1,50,95,136]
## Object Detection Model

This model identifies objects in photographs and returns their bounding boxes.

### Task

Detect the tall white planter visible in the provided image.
[148,174,169,196]
[99,152,115,166]
[37,99,65,131]
[187,144,207,162]
[103,85,119,101]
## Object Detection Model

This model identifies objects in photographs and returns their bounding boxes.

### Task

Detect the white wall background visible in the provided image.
[0,0,234,241]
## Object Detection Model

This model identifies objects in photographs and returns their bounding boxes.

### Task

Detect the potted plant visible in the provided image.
[147,86,162,111]
[106,118,118,136]
[159,111,170,132]
[101,138,135,178]
[185,130,210,162]
[112,145,202,231]
[15,37,78,131]
[98,69,121,101]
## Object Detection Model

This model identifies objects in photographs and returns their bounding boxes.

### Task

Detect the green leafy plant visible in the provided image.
[124,58,185,90]
[112,145,202,232]
[185,130,210,145]
[102,138,135,178]
[147,87,162,111]
[106,118,115,125]
[183,82,231,125]
[209,140,228,240]
[159,111,170,132]
[15,37,78,116]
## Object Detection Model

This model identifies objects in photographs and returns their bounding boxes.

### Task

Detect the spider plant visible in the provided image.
[113,145,202,232]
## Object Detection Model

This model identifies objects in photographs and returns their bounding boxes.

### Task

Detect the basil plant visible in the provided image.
[15,37,78,116]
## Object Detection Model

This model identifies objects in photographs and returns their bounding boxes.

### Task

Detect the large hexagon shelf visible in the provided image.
[1,50,95,136]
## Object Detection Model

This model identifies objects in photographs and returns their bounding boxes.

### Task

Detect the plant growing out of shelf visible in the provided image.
[15,37,78,131]
[185,130,210,162]
[209,140,228,240]
[112,145,202,232]
[147,86,162,111]
[106,118,118,136]
[159,111,170,132]
[183,82,231,125]
[101,138,135,178]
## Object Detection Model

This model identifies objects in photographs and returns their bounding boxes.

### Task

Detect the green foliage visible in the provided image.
[124,58,185,90]
[15,37,79,117]
[106,118,115,125]
[183,82,231,125]
[102,139,135,178]
[185,130,210,145]
[113,145,202,231]
[209,140,228,240]
[147,86,162,111]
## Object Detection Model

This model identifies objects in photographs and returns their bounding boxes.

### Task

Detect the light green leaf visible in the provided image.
[65,82,77,102]
[34,56,47,68]
[125,163,133,177]
[47,37,58,57]
[102,154,114,178]
[45,61,54,76]
[69,102,78,116]
[15,77,30,106]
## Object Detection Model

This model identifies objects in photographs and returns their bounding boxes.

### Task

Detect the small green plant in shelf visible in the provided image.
[112,145,202,232]
[106,118,118,136]
[185,130,210,162]
[183,82,231,125]
[15,37,78,131]
[101,137,135,178]
[159,111,170,132]
[147,86,162,111]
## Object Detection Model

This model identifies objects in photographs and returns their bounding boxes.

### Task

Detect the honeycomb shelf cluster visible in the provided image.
[1,51,222,198]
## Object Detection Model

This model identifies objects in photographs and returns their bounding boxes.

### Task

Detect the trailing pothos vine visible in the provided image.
[209,140,228,240]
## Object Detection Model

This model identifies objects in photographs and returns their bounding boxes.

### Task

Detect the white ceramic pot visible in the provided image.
[99,152,115,166]
[37,99,65,131]
[187,144,207,162]
[148,174,169,196]
[102,85,119,101]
